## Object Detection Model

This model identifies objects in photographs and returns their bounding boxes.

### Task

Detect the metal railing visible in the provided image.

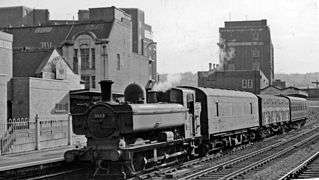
[0,114,73,155]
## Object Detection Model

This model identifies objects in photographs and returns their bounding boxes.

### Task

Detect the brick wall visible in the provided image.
[11,77,82,121]
[0,6,49,27]
[198,70,269,94]
[219,20,274,84]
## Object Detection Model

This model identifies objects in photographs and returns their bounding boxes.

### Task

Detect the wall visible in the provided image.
[11,77,82,120]
[0,75,8,134]
[0,31,13,82]
[0,31,12,132]
[0,6,49,27]
[29,78,82,120]
[218,20,274,84]
[10,77,29,118]
[107,16,146,94]
[198,70,267,94]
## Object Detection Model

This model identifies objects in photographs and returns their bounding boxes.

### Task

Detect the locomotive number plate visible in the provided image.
[94,113,106,118]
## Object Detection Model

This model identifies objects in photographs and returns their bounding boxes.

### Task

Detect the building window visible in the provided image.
[91,48,95,69]
[80,48,90,70]
[81,75,90,89]
[250,103,253,114]
[73,49,78,74]
[252,31,260,41]
[252,48,260,57]
[55,103,68,113]
[242,79,247,88]
[247,79,253,88]
[91,76,96,89]
[117,54,121,70]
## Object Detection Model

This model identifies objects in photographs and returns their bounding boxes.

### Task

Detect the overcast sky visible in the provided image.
[1,0,319,74]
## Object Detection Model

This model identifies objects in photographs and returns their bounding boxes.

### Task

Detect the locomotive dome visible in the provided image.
[124,83,146,103]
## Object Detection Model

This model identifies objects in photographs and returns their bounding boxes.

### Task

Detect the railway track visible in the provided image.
[26,168,85,180]
[132,126,319,180]
[278,151,319,180]
[177,127,319,180]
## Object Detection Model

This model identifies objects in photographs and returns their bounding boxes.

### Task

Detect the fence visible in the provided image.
[0,114,73,155]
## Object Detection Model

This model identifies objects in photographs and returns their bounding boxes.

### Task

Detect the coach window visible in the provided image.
[250,103,253,114]
[216,102,219,117]
[117,54,121,70]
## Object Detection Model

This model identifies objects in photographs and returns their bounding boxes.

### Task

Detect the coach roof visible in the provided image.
[180,86,257,98]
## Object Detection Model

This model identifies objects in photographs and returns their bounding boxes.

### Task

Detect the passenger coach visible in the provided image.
[181,86,259,152]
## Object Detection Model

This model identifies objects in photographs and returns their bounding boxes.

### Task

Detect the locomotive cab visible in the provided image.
[169,88,201,138]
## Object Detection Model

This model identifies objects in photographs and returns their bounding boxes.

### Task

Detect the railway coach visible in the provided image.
[285,96,308,128]
[257,95,290,137]
[180,86,260,153]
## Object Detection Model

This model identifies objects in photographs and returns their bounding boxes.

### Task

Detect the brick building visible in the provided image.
[0,6,49,28]
[198,69,269,94]
[272,79,286,89]
[9,48,82,119]
[0,31,12,132]
[2,6,157,95]
[218,19,274,84]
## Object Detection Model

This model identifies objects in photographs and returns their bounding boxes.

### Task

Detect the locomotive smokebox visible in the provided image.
[99,80,113,101]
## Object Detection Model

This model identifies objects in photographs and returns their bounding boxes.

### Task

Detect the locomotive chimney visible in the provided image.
[99,80,113,101]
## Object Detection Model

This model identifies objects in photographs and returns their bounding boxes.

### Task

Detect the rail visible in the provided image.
[176,127,319,180]
[278,151,319,180]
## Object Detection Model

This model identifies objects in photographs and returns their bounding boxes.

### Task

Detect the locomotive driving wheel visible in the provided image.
[131,152,147,172]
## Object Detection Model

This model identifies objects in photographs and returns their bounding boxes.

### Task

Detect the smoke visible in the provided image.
[153,73,182,91]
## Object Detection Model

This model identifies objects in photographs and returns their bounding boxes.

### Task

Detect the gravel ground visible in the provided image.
[244,111,319,180]
[244,139,319,180]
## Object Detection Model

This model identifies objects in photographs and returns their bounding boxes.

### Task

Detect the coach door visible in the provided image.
[186,93,199,136]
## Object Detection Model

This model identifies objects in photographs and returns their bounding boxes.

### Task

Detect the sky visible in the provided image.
[1,0,319,74]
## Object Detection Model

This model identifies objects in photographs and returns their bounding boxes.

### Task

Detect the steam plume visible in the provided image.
[153,73,182,91]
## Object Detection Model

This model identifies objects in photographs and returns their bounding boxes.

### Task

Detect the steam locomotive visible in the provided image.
[65,80,308,178]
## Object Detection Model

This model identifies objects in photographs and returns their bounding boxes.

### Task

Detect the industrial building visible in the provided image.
[198,69,269,94]
[1,6,157,95]
[218,19,274,84]
[198,19,274,93]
